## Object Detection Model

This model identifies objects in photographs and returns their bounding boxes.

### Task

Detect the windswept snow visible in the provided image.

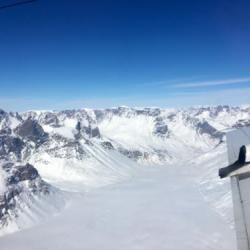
[29,142,137,192]
[99,115,156,149]
[0,165,236,250]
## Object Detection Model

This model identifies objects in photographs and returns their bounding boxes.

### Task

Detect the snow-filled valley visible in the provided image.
[0,105,249,249]
[0,159,236,250]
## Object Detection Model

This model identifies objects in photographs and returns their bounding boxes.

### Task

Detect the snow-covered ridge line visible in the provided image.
[11,104,250,113]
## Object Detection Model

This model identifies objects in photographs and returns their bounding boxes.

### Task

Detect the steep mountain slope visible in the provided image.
[0,105,249,237]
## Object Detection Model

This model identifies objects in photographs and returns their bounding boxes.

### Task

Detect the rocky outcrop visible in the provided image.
[15,119,48,144]
[153,117,169,137]
[196,121,224,140]
[118,148,148,161]
[101,141,114,150]
[6,163,39,185]
[0,162,51,227]
[233,119,250,128]
[0,135,24,161]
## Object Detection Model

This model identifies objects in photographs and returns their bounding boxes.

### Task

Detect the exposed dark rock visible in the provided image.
[7,163,39,185]
[101,141,114,150]
[41,113,60,127]
[119,148,143,160]
[94,110,106,121]
[167,113,176,121]
[74,121,101,139]
[154,124,168,135]
[59,109,76,118]
[0,109,7,121]
[154,117,169,137]
[51,133,69,143]
[91,127,100,138]
[135,108,161,117]
[0,128,11,135]
[85,139,93,146]
[213,105,230,116]
[0,162,50,225]
[2,162,14,172]
[15,119,48,144]
[75,121,81,132]
[233,120,250,128]
[44,138,86,160]
[0,188,20,223]
[0,135,24,160]
[82,126,100,138]
[196,121,224,140]
[197,121,216,135]
[74,121,82,140]
[155,116,164,122]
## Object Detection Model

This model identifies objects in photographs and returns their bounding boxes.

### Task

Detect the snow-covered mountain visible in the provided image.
[0,105,250,236]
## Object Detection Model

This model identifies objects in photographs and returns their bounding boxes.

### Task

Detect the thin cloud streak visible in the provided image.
[138,75,207,87]
[174,77,250,88]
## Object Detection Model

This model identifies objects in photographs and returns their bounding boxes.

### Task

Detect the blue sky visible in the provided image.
[0,0,250,111]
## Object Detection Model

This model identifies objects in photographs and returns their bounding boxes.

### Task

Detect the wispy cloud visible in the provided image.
[174,77,250,88]
[138,75,207,87]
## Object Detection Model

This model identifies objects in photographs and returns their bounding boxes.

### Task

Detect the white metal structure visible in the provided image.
[219,127,250,250]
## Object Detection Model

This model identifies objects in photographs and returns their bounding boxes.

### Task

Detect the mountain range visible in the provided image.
[0,105,250,236]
